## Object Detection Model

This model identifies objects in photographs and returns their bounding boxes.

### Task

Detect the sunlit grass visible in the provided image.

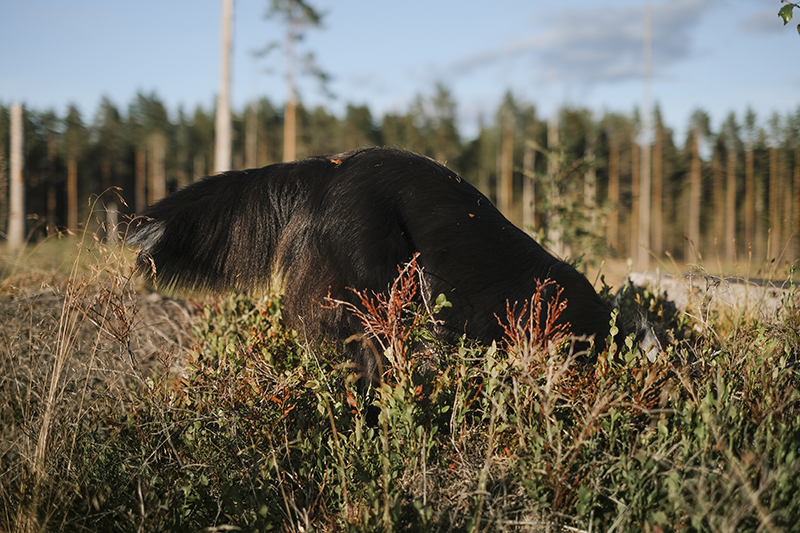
[1,229,798,532]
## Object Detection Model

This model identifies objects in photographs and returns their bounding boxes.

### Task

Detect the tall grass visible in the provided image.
[1,230,798,531]
[0,215,195,532]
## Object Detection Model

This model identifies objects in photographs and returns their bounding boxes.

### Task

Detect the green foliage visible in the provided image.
[779,2,800,36]
[5,262,800,531]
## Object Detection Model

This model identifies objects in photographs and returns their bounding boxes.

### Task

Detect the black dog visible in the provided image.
[128,147,615,375]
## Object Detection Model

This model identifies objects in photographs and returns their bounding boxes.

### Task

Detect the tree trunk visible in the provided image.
[177,144,188,190]
[769,146,780,259]
[522,141,536,234]
[283,23,297,162]
[106,201,119,244]
[67,157,78,234]
[725,145,737,264]
[783,149,793,261]
[630,138,640,263]
[652,122,663,257]
[246,103,258,169]
[754,157,766,262]
[498,111,513,218]
[607,135,620,252]
[793,147,800,261]
[194,152,206,183]
[546,114,563,257]
[148,131,166,204]
[687,131,701,261]
[214,0,233,173]
[47,186,57,237]
[0,145,6,237]
[584,129,597,209]
[283,100,297,162]
[713,150,723,261]
[8,103,24,249]
[101,160,117,242]
[47,133,58,235]
[638,128,651,271]
[639,0,652,271]
[135,148,147,211]
[745,144,755,257]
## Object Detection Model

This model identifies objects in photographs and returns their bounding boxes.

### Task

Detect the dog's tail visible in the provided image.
[126,166,299,295]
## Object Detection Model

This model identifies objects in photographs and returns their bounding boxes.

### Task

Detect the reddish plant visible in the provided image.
[322,253,430,373]
[497,279,571,363]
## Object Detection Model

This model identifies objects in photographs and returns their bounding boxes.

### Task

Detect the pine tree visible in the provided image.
[261,0,327,162]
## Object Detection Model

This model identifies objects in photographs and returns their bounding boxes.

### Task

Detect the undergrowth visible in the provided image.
[1,249,799,532]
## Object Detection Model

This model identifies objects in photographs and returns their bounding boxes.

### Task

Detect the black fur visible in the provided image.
[128,147,614,369]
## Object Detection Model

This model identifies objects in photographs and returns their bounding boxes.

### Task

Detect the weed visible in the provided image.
[2,239,799,532]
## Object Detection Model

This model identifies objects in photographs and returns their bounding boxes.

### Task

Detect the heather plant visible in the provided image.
[2,239,799,532]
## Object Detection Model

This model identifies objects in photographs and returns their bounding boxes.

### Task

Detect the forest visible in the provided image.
[2,87,799,274]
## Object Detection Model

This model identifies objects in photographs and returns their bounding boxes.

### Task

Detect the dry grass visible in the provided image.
[0,238,196,533]
[0,232,798,532]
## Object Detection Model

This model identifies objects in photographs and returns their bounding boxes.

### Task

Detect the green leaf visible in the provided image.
[797,22,800,36]
[779,4,794,25]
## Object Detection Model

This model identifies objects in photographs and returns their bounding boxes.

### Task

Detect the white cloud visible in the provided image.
[446,0,715,85]
[742,8,785,35]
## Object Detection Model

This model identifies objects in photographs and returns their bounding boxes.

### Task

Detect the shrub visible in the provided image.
[3,252,799,532]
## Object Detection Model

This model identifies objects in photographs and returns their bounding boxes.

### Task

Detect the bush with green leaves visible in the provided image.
[6,253,800,532]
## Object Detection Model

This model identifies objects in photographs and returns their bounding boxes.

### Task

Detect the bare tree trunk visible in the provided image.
[67,158,78,234]
[148,131,166,204]
[793,146,800,262]
[584,128,597,209]
[607,135,620,252]
[630,138,640,263]
[135,148,147,211]
[194,152,206,183]
[769,146,781,259]
[177,146,188,189]
[101,160,118,242]
[8,103,24,249]
[0,146,6,237]
[713,150,724,261]
[246,102,258,168]
[755,160,766,262]
[638,130,651,271]
[283,23,297,162]
[638,0,652,271]
[498,111,513,218]
[546,113,563,257]
[783,150,793,260]
[44,185,56,233]
[687,132,702,261]
[106,202,119,244]
[47,133,58,235]
[725,145,736,264]
[522,141,536,234]
[652,122,663,257]
[745,144,755,256]
[258,137,269,168]
[284,100,296,162]
[214,0,233,173]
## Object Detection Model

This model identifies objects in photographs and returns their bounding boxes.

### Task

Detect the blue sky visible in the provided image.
[1,0,797,140]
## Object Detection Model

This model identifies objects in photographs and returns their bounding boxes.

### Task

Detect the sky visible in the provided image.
[1,0,798,141]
